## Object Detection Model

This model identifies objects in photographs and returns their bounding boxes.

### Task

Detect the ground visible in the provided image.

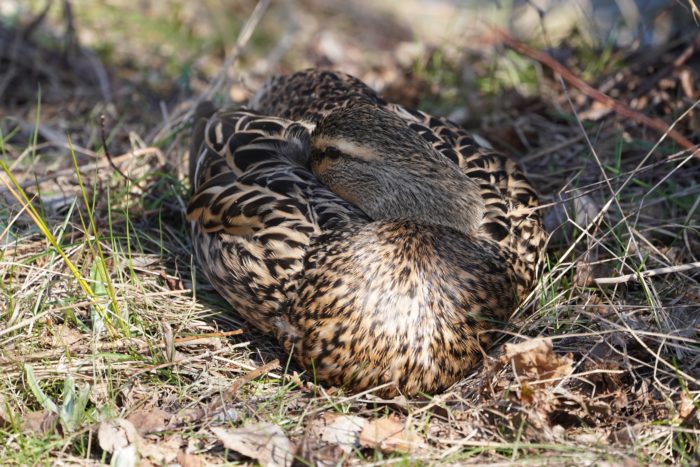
[0,0,699,465]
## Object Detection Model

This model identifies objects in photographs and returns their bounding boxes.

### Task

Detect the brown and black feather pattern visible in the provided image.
[187,69,545,395]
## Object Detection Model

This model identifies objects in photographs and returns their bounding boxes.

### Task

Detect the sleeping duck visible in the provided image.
[187,69,545,396]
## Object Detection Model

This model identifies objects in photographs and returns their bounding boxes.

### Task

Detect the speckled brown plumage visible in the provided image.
[187,69,546,396]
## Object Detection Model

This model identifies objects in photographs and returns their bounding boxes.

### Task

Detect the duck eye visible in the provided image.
[325,146,342,160]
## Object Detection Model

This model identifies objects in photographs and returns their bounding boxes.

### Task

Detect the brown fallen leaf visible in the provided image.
[140,436,181,464]
[574,260,599,288]
[583,359,624,394]
[177,449,204,467]
[98,419,141,454]
[502,338,573,385]
[212,422,294,467]
[52,325,84,346]
[126,407,170,435]
[297,413,358,466]
[319,414,367,453]
[22,410,58,435]
[359,415,425,454]
[679,391,695,419]
[610,422,644,445]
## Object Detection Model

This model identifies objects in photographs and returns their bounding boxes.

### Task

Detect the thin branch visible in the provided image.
[491,27,699,158]
[594,262,700,285]
[99,114,146,192]
[147,0,271,143]
[203,0,271,101]
[21,0,53,41]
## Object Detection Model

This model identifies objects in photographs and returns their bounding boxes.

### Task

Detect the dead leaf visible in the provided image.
[126,408,170,435]
[319,414,366,453]
[89,382,111,407]
[574,260,597,288]
[177,449,204,467]
[211,407,240,423]
[98,419,141,454]
[611,422,644,445]
[140,436,181,464]
[572,430,607,445]
[680,68,696,100]
[583,359,624,393]
[212,422,294,467]
[298,413,358,466]
[22,410,58,434]
[111,444,139,467]
[502,338,573,385]
[359,416,424,453]
[52,325,84,346]
[573,191,599,226]
[679,392,695,419]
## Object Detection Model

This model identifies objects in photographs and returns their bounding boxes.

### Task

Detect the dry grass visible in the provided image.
[1,0,699,465]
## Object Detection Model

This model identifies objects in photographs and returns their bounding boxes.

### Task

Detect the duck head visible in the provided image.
[310,103,485,235]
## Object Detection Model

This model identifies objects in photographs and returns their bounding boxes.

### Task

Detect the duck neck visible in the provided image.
[360,162,485,235]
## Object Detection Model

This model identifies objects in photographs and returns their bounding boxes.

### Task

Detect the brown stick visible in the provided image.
[173,329,246,345]
[491,27,699,158]
[225,359,281,397]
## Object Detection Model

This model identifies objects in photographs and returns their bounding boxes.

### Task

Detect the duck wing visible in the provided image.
[187,108,364,333]
[250,69,385,123]
[388,103,545,296]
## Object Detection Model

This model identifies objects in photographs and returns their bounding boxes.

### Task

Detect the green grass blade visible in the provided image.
[24,365,59,414]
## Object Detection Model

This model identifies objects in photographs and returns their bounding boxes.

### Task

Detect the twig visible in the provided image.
[204,0,271,101]
[147,0,271,144]
[491,27,699,157]
[61,0,77,57]
[594,262,700,285]
[684,195,700,263]
[690,0,700,23]
[99,114,137,187]
[21,0,53,41]
[174,329,246,345]
[98,115,169,202]
[672,34,700,68]
[171,358,281,427]
[0,329,246,364]
[612,33,700,104]
[225,359,280,397]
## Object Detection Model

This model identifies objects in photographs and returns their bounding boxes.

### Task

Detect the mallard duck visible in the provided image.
[187,69,545,396]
